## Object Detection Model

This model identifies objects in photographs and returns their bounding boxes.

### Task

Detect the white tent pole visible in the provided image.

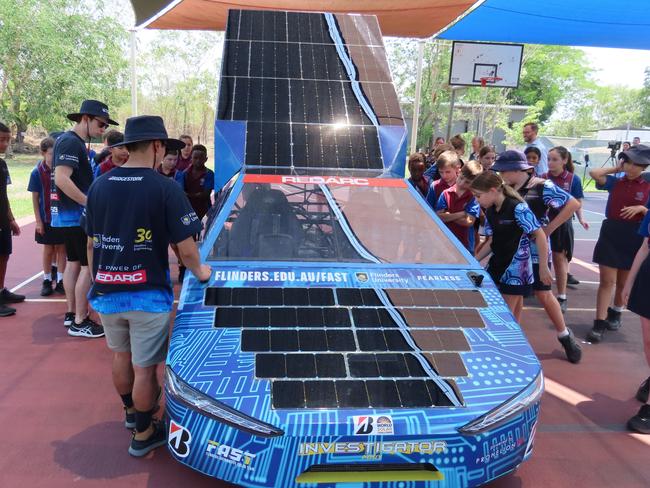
[130,29,138,116]
[410,40,425,154]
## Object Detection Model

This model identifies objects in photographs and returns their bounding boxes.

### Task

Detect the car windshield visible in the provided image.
[208,179,467,265]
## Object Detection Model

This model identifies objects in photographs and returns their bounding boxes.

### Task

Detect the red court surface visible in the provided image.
[1,193,649,487]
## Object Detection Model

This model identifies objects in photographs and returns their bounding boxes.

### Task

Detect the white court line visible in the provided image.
[10,271,43,293]
[544,378,650,447]
[571,257,600,274]
[575,238,597,242]
[524,306,630,313]
[583,209,606,217]
[25,298,65,303]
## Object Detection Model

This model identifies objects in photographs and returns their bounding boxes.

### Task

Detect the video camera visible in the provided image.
[608,141,622,151]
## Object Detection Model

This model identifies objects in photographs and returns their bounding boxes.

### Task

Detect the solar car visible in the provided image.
[164,10,543,487]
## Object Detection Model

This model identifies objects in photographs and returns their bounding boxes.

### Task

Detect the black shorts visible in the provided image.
[550,220,574,261]
[532,263,552,291]
[0,228,12,255]
[35,223,65,246]
[628,254,650,320]
[497,282,532,297]
[62,226,88,265]
[593,219,644,270]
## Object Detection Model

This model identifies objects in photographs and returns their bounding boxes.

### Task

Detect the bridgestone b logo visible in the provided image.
[95,270,147,284]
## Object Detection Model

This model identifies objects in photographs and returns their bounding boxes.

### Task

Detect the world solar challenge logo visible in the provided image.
[353,415,394,435]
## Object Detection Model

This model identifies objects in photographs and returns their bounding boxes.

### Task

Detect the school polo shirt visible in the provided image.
[639,202,650,242]
[598,175,650,223]
[425,179,452,209]
[27,161,52,223]
[542,170,584,219]
[175,166,215,219]
[51,131,93,227]
[81,167,202,314]
[435,186,480,250]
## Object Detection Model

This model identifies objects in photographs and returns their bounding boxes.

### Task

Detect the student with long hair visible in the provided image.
[489,150,583,363]
[471,171,547,320]
[543,146,589,311]
[589,145,650,342]
[477,145,496,171]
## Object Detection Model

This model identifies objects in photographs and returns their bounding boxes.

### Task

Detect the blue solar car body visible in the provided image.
[164,10,543,487]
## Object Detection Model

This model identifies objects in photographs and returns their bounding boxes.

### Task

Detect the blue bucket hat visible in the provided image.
[110,115,184,151]
[67,99,118,126]
[491,150,533,172]
[620,144,650,167]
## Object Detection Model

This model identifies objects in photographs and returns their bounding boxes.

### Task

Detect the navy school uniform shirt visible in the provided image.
[51,131,93,227]
[0,158,11,229]
[81,167,202,314]
[27,161,53,223]
[541,170,584,220]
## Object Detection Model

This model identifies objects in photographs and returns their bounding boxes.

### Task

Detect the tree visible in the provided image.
[639,66,650,126]
[0,0,128,139]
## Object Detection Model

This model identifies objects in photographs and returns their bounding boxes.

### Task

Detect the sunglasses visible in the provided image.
[91,117,109,129]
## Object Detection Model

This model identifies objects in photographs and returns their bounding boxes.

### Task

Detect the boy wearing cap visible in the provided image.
[494,150,583,364]
[52,100,117,336]
[82,115,211,457]
[588,145,650,343]
[0,123,24,316]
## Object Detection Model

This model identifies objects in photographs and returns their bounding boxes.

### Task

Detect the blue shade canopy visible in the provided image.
[439,0,650,50]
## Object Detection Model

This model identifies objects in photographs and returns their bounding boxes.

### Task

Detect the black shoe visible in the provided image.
[128,419,167,457]
[178,266,186,284]
[558,328,582,364]
[68,317,104,338]
[628,404,650,434]
[606,307,622,331]
[0,303,16,317]
[40,279,53,297]
[637,377,650,403]
[125,388,162,429]
[63,312,75,327]
[54,281,65,294]
[587,319,608,343]
[557,297,568,314]
[1,288,25,303]
[567,273,580,285]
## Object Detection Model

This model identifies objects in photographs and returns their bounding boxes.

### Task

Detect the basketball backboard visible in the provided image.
[449,41,523,88]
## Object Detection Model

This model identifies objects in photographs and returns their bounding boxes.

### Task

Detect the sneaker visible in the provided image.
[558,328,582,364]
[587,319,608,343]
[1,288,25,303]
[0,303,16,317]
[54,281,65,294]
[128,419,167,457]
[557,297,568,314]
[637,377,650,403]
[178,266,186,284]
[63,312,75,327]
[628,405,650,434]
[125,388,163,429]
[606,307,622,331]
[567,273,580,285]
[68,317,105,338]
[40,279,53,297]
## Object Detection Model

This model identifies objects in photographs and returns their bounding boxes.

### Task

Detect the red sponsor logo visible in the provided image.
[50,192,59,201]
[243,174,406,188]
[95,270,147,284]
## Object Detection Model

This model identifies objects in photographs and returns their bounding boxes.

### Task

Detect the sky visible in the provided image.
[582,47,650,88]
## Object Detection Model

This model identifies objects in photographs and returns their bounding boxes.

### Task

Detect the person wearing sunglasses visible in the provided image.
[52,100,118,337]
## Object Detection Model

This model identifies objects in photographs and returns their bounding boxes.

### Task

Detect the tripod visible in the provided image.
[582,147,619,190]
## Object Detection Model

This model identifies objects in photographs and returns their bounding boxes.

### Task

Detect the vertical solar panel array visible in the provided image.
[206,286,488,409]
[217,10,403,171]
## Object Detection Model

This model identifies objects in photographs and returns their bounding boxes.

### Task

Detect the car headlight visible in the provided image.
[165,365,284,438]
[458,371,544,435]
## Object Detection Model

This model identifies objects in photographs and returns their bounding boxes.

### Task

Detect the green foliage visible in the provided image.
[501,101,545,146]
[639,67,650,126]
[509,45,593,122]
[0,0,128,134]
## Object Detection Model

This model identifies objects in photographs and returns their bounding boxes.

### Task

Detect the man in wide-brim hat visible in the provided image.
[81,115,211,457]
[53,99,118,337]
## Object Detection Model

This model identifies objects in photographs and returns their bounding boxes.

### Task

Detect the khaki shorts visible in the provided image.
[99,311,171,367]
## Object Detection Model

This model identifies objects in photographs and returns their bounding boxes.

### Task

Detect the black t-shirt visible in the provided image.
[0,158,10,229]
[51,131,93,227]
[81,167,201,298]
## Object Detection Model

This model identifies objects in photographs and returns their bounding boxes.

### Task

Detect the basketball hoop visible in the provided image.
[480,76,503,88]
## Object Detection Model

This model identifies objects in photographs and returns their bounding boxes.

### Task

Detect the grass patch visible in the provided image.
[5,154,39,220]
